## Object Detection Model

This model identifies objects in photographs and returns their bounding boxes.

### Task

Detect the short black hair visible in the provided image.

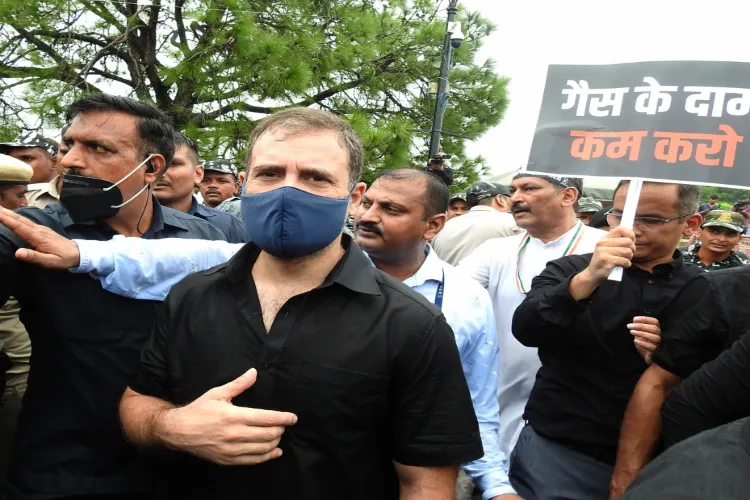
[710,194,720,200]
[66,94,176,167]
[374,168,449,218]
[173,132,199,166]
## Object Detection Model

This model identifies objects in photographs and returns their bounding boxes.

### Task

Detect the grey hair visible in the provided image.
[246,108,364,189]
[615,180,701,216]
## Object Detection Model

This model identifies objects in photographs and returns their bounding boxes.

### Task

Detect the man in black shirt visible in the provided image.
[153,133,248,243]
[619,417,750,500]
[0,94,226,500]
[510,180,702,500]
[660,327,750,448]
[118,108,482,499]
[611,265,750,495]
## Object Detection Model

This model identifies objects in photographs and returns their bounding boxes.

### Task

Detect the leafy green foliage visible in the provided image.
[700,186,750,206]
[0,0,508,191]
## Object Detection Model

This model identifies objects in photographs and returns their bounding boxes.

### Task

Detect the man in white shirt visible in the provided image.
[458,174,606,457]
[433,181,521,266]
[355,169,520,500]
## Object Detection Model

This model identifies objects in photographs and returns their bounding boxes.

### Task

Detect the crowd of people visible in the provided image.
[0,93,749,500]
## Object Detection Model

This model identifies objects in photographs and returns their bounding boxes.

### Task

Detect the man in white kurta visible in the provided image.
[459,173,605,455]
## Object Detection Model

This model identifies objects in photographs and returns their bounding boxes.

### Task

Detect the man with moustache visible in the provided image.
[510,181,702,499]
[0,133,58,188]
[0,94,225,500]
[0,110,483,499]
[199,159,241,208]
[153,133,247,243]
[458,174,607,458]
[2,131,64,209]
[354,169,520,500]
[447,193,469,220]
[679,210,748,270]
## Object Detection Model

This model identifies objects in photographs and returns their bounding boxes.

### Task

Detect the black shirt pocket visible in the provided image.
[283,363,388,446]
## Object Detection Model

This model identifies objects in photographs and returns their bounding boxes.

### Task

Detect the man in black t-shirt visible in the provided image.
[620,417,750,500]
[611,265,750,495]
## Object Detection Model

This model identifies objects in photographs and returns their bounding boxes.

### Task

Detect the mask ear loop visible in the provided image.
[107,154,156,209]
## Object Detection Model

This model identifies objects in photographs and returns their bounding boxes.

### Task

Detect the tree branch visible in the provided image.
[88,68,134,87]
[174,0,188,48]
[190,102,276,124]
[0,63,103,93]
[82,1,126,31]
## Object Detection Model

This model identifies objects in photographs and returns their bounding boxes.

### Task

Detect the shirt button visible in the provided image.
[263,363,270,368]
[648,279,653,284]
[645,309,652,314]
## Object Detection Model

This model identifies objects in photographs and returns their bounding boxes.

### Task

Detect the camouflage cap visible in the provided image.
[466,181,508,207]
[203,159,238,179]
[449,192,466,202]
[701,210,745,233]
[0,131,58,156]
[577,197,603,213]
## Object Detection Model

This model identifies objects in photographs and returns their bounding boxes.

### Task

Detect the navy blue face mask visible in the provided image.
[241,186,351,259]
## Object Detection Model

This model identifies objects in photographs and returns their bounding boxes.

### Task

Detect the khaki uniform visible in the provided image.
[25,179,60,209]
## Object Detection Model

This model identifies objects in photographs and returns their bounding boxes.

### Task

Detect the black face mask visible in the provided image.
[59,154,155,223]
[59,174,123,223]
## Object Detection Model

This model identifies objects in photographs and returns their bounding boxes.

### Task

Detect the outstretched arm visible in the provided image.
[0,206,242,301]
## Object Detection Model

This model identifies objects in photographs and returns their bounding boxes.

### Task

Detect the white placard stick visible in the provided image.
[608,178,643,282]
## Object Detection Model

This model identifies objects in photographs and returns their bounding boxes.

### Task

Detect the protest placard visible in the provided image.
[526,61,750,280]
[527,61,750,189]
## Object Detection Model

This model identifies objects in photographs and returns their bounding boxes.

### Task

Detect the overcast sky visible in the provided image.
[460,0,750,177]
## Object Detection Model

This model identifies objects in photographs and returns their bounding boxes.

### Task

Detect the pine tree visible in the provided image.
[0,0,508,189]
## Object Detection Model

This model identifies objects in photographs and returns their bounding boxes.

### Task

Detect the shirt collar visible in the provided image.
[468,205,495,213]
[27,178,60,198]
[644,250,685,276]
[225,234,382,296]
[528,220,583,248]
[402,246,444,288]
[189,197,215,219]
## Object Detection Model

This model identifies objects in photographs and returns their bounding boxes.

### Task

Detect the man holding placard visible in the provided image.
[509,181,702,500]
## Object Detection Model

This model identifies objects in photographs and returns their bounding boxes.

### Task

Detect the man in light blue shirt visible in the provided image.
[0,169,520,500]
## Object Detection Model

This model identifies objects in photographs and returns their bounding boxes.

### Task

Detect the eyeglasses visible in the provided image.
[605,209,694,232]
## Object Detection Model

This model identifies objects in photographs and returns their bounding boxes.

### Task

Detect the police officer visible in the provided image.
[681,210,749,270]
[200,159,241,214]
[576,197,603,226]
[0,154,33,497]
[447,193,468,220]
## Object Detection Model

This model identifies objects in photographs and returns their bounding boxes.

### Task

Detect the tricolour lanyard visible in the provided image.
[434,270,445,311]
[515,221,585,294]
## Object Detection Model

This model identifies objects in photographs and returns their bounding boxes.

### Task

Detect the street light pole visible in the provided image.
[428,0,460,159]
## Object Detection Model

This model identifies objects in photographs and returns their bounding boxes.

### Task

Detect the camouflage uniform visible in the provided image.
[203,159,242,219]
[681,210,750,271]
